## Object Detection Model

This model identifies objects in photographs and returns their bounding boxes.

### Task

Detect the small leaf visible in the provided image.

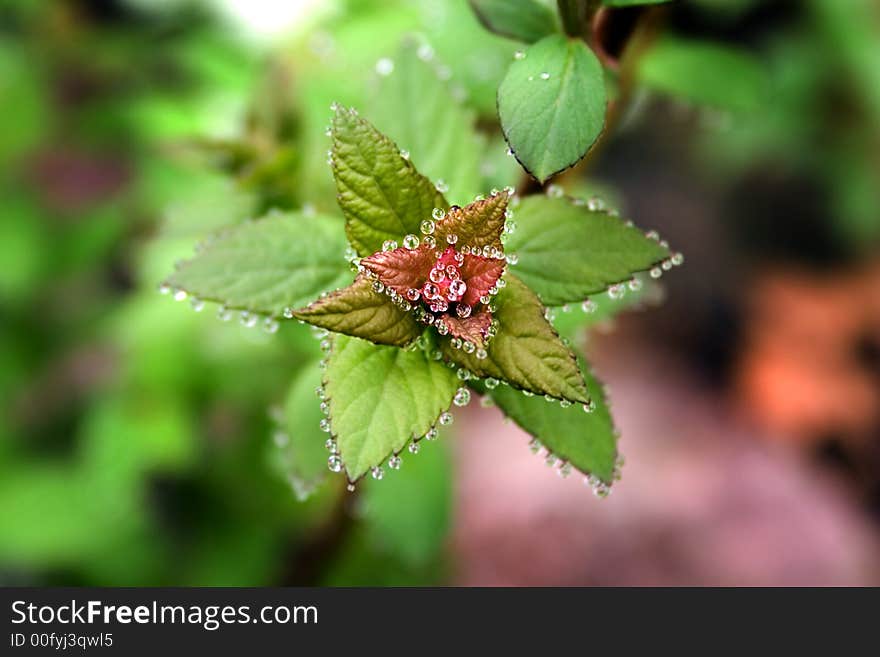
[483,364,619,483]
[442,308,493,349]
[324,335,459,481]
[458,253,506,307]
[505,195,670,305]
[435,192,509,251]
[330,106,448,256]
[369,41,482,205]
[294,276,423,347]
[360,245,436,297]
[165,211,351,315]
[638,37,768,113]
[498,34,606,182]
[274,361,330,500]
[441,275,588,403]
[469,0,559,44]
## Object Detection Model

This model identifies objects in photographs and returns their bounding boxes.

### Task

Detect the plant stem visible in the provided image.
[556,0,584,39]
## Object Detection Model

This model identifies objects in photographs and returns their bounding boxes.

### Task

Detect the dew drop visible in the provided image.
[650,266,663,279]
[529,438,541,454]
[425,427,439,441]
[264,317,279,334]
[320,418,331,432]
[439,411,453,426]
[453,387,471,406]
[372,280,385,293]
[371,466,384,480]
[217,305,232,321]
[672,252,684,266]
[540,72,550,80]
[325,438,337,452]
[514,50,525,60]
[282,307,294,319]
[485,377,499,389]
[173,289,188,302]
[421,219,436,235]
[628,277,643,292]
[462,341,475,354]
[403,234,420,250]
[158,282,171,295]
[240,311,258,328]
[382,240,397,252]
[375,57,394,76]
[457,368,471,381]
[408,442,420,454]
[400,149,410,160]
[446,233,458,245]
[388,455,402,470]
[506,253,519,266]
[435,179,449,194]
[608,283,626,300]
[582,400,596,413]
[328,454,343,472]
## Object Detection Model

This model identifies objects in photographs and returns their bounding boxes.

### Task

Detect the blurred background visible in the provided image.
[1,0,878,586]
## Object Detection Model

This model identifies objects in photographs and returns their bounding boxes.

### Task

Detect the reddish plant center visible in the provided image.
[408,247,473,319]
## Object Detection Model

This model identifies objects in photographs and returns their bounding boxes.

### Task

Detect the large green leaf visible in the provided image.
[505,195,670,305]
[485,365,619,483]
[273,361,331,501]
[165,211,351,316]
[498,34,606,182]
[330,106,448,256]
[324,336,459,481]
[638,37,768,113]
[441,275,588,403]
[469,0,559,44]
[294,276,423,348]
[369,40,482,205]
[362,438,453,567]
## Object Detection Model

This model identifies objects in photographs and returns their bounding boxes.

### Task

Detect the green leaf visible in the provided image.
[441,275,588,403]
[324,336,459,481]
[483,364,619,483]
[498,34,606,182]
[362,439,452,567]
[469,0,559,44]
[330,106,448,256]
[165,211,352,316]
[505,195,670,305]
[274,361,331,501]
[369,40,482,205]
[294,276,423,348]
[549,273,660,342]
[638,37,768,113]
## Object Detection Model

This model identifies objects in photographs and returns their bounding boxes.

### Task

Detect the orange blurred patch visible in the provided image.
[735,262,880,442]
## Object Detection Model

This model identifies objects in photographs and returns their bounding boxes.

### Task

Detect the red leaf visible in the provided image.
[441,307,493,348]
[460,254,505,307]
[360,245,436,297]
